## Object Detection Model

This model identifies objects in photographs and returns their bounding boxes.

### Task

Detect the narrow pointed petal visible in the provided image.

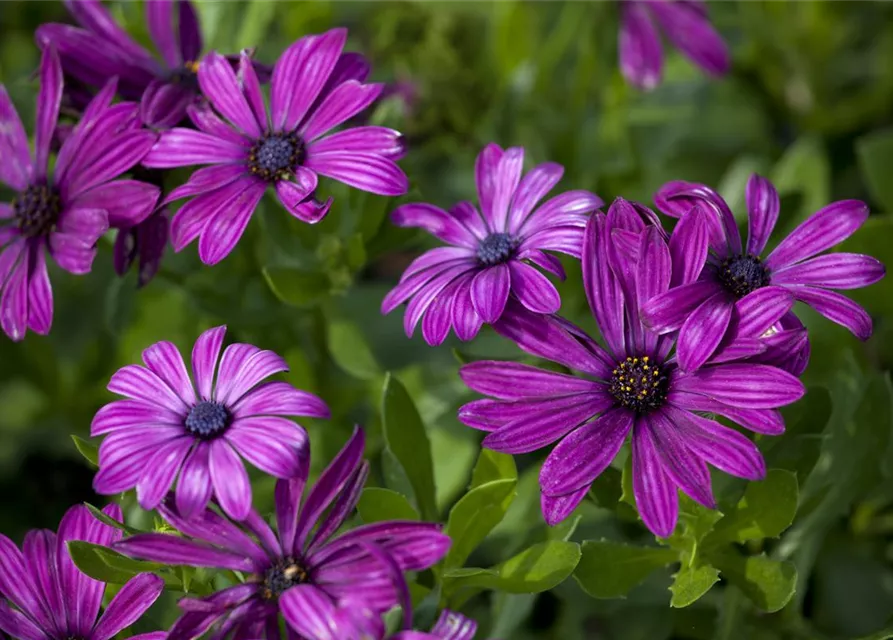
[619,1,663,90]
[175,443,212,518]
[745,174,780,256]
[475,143,504,224]
[26,249,53,335]
[146,0,179,67]
[35,47,64,181]
[198,51,262,138]
[509,261,561,314]
[669,205,709,286]
[306,152,408,196]
[302,81,383,141]
[178,0,202,62]
[646,412,715,509]
[582,214,625,357]
[91,573,164,640]
[142,128,247,168]
[460,361,601,400]
[209,439,252,520]
[647,1,730,77]
[677,292,734,372]
[136,437,192,510]
[541,486,589,526]
[507,162,564,233]
[197,178,266,265]
[789,286,873,340]
[191,325,226,401]
[114,534,255,572]
[672,363,805,408]
[640,280,721,334]
[470,263,510,323]
[631,421,678,537]
[766,200,869,269]
[142,340,195,405]
[0,87,31,190]
[771,253,885,290]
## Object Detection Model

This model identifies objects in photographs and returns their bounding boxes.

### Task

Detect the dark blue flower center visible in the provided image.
[249,133,305,182]
[718,253,771,298]
[477,233,516,265]
[12,185,61,238]
[610,356,668,414]
[260,557,310,600]
[167,60,199,89]
[184,401,230,439]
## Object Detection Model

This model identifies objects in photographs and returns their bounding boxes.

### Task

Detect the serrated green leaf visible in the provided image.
[670,564,721,608]
[71,435,98,467]
[470,449,517,489]
[444,540,580,598]
[357,487,419,523]
[327,320,380,380]
[857,128,893,213]
[711,552,797,613]
[705,469,798,547]
[262,267,329,307]
[443,479,517,571]
[574,540,677,599]
[381,374,437,520]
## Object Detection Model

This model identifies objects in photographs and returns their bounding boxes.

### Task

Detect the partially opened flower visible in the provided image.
[382,143,602,345]
[618,0,729,90]
[0,503,164,640]
[91,325,329,520]
[141,29,407,265]
[458,206,805,536]
[642,174,885,372]
[114,427,451,640]
[0,47,158,341]
[39,0,215,128]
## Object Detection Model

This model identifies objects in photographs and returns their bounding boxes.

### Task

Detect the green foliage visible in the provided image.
[574,541,676,599]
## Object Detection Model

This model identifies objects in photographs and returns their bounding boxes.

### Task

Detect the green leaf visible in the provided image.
[470,449,517,489]
[444,540,580,597]
[705,470,799,547]
[670,564,721,608]
[67,541,173,585]
[381,374,438,520]
[711,552,797,613]
[71,435,98,467]
[443,479,517,571]
[357,487,419,523]
[327,320,380,380]
[84,503,144,536]
[770,135,830,222]
[262,267,329,307]
[857,128,893,212]
[235,1,278,50]
[574,540,677,599]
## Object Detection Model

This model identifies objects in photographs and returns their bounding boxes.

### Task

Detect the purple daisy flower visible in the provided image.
[618,0,729,90]
[641,174,886,373]
[38,0,210,128]
[0,503,164,640]
[140,30,407,265]
[458,204,806,536]
[91,324,329,521]
[0,48,158,341]
[113,427,451,640]
[382,143,603,345]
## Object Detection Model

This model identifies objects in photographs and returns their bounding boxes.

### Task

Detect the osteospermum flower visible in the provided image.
[458,206,806,536]
[0,48,158,341]
[382,143,603,345]
[618,0,729,90]
[91,325,329,520]
[141,29,408,265]
[642,174,886,372]
[0,503,164,640]
[114,427,451,640]
[38,0,214,128]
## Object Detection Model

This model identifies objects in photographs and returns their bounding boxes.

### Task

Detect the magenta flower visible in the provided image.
[618,0,729,90]
[382,143,602,345]
[91,325,329,520]
[458,205,806,537]
[642,175,885,372]
[0,503,164,640]
[114,427,451,640]
[0,47,158,341]
[38,0,211,128]
[141,29,407,265]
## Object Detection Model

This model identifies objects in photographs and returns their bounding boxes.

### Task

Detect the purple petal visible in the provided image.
[672,363,805,408]
[108,363,189,413]
[175,442,213,518]
[789,285,873,340]
[197,178,266,265]
[271,28,347,131]
[507,162,564,232]
[72,179,161,228]
[140,79,196,129]
[23,530,64,635]
[91,573,164,640]
[275,476,306,559]
[136,437,192,510]
[307,462,368,552]
[48,231,104,276]
[146,0,179,67]
[178,0,202,62]
[191,325,226,401]
[91,399,180,436]
[209,438,252,520]
[771,253,885,290]
[653,180,740,254]
[0,602,45,640]
[231,382,329,419]
[450,279,484,342]
[198,51,262,137]
[64,0,156,64]
[766,200,870,270]
[421,278,457,346]
[391,203,479,248]
[215,347,288,406]
[114,534,255,572]
[486,146,525,231]
[677,292,734,372]
[521,248,566,280]
[302,81,383,141]
[431,610,477,640]
[2,254,31,342]
[460,360,601,400]
[226,423,307,478]
[279,585,341,640]
[731,286,794,339]
[237,52,267,131]
[64,131,158,200]
[636,225,672,306]
[669,205,710,286]
[165,163,246,204]
[306,152,408,196]
[668,392,785,435]
[142,127,248,168]
[186,101,250,147]
[475,143,504,225]
[641,280,721,334]
[34,47,64,181]
[645,412,715,508]
[0,536,50,632]
[540,408,633,496]
[403,266,474,337]
[509,260,561,314]
[647,0,730,76]
[26,249,53,335]
[619,1,663,90]
[142,340,196,405]
[745,174,780,256]
[582,214,625,357]
[310,126,405,159]
[0,86,31,190]
[519,190,603,237]
[470,263,510,323]
[312,521,448,571]
[274,168,319,215]
[541,486,589,526]
[631,420,678,537]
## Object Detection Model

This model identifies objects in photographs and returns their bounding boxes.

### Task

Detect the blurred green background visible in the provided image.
[2,1,893,638]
